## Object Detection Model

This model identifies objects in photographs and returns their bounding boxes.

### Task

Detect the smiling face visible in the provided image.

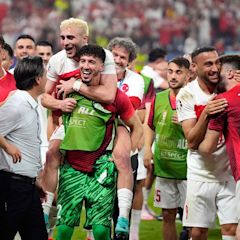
[79,54,104,85]
[195,51,220,86]
[60,26,88,59]
[167,62,188,90]
[14,38,36,60]
[111,45,130,75]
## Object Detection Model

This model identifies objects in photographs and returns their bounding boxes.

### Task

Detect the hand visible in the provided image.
[205,98,228,116]
[56,78,76,99]
[60,98,77,112]
[35,178,47,203]
[143,148,153,171]
[5,143,22,163]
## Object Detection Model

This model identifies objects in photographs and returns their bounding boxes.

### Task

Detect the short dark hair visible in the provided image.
[148,48,167,62]
[169,57,190,69]
[36,40,53,50]
[191,46,216,61]
[107,37,137,63]
[219,54,240,70]
[14,56,44,90]
[79,44,106,63]
[15,34,35,44]
[0,35,5,48]
[3,43,14,58]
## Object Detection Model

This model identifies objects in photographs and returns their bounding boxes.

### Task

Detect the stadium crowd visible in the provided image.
[0,0,240,55]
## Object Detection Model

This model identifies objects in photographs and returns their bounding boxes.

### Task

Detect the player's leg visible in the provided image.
[154,178,186,240]
[129,179,144,240]
[113,126,133,237]
[177,180,189,240]
[92,225,111,240]
[217,177,237,239]
[42,125,64,230]
[141,141,156,220]
[86,153,117,240]
[191,228,208,240]
[56,164,85,240]
[183,180,218,240]
[130,147,147,240]
[162,208,178,240]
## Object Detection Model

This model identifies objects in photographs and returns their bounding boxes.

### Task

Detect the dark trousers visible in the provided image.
[0,171,48,240]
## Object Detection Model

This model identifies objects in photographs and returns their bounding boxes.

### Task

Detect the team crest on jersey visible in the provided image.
[121,83,129,93]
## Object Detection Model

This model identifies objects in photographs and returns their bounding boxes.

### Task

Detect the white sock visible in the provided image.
[222,236,236,240]
[130,209,141,233]
[42,191,54,215]
[86,229,95,240]
[142,187,150,206]
[118,188,133,219]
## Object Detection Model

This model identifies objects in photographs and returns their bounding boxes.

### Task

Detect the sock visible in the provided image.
[142,187,150,206]
[222,236,236,240]
[130,209,141,234]
[118,188,133,219]
[56,225,74,240]
[42,191,54,216]
[93,225,111,240]
[86,229,95,240]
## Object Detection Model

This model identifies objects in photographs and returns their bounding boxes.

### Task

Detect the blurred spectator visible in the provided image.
[141,47,168,91]
[2,43,14,71]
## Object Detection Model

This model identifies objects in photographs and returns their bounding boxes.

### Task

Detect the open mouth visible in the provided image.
[81,69,92,80]
[115,64,125,72]
[65,46,73,54]
[209,73,219,81]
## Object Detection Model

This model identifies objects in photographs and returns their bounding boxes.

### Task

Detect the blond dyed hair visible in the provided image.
[60,18,89,36]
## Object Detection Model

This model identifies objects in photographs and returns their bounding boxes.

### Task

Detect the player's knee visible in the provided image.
[113,149,131,173]
[191,227,208,239]
[221,223,237,236]
[162,208,177,223]
[93,225,111,240]
[56,225,74,240]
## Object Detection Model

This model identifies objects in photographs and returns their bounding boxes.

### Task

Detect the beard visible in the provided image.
[216,81,227,93]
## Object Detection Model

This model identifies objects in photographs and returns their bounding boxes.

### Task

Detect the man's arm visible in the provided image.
[122,112,143,152]
[80,73,117,104]
[198,129,220,155]
[41,79,77,112]
[56,74,117,105]
[178,90,228,150]
[143,124,154,170]
[0,135,21,163]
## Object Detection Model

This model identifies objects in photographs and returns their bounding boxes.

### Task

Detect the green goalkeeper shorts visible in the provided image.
[57,152,117,229]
